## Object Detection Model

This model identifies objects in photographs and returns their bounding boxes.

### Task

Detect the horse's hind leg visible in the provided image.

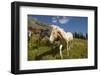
[67,50,69,56]
[59,44,63,59]
[71,40,73,49]
[68,42,71,50]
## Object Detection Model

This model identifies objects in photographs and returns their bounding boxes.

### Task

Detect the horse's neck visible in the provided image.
[57,30,66,46]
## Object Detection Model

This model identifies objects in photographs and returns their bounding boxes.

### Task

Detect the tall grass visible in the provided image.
[28,35,88,61]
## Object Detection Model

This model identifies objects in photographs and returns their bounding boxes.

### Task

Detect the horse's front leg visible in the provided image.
[59,44,63,59]
[67,42,69,56]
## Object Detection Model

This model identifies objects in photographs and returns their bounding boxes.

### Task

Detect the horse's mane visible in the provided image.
[51,25,68,42]
[51,25,66,35]
[51,25,65,32]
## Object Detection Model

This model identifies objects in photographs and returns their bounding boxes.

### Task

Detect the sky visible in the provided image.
[28,15,88,35]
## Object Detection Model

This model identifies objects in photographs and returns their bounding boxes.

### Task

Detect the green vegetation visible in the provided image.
[28,34,88,61]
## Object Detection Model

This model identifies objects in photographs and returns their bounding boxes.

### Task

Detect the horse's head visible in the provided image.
[49,25,65,44]
[49,25,59,43]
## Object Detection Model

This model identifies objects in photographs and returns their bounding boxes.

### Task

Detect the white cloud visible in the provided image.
[52,16,70,24]
[58,17,70,24]
[52,19,57,23]
[52,17,56,20]
[52,17,57,23]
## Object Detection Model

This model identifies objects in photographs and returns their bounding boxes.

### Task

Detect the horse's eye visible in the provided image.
[53,32,55,34]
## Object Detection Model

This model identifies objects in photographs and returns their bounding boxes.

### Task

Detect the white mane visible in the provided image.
[51,25,68,39]
[51,25,65,33]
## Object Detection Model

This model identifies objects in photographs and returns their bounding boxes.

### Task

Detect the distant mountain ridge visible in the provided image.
[28,17,52,31]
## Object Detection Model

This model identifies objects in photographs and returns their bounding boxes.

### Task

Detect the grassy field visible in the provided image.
[28,34,88,61]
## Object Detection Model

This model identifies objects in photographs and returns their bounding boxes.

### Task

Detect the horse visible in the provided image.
[40,29,50,39]
[28,27,43,41]
[28,30,33,41]
[28,27,50,47]
[49,25,73,59]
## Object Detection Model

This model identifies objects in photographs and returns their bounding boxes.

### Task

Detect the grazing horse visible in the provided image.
[37,29,50,46]
[28,27,50,47]
[28,27,43,41]
[49,25,73,59]
[40,29,50,39]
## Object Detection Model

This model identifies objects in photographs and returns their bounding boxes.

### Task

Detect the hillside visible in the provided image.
[28,17,52,31]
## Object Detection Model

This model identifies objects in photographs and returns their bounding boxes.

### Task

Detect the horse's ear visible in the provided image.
[51,25,54,28]
[51,25,57,29]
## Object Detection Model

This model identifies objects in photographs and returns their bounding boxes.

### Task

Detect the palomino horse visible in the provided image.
[49,25,73,59]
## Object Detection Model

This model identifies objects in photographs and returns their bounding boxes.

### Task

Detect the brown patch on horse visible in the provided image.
[57,30,64,41]
[57,30,67,46]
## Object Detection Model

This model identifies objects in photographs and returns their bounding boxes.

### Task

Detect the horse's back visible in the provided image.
[65,32,73,41]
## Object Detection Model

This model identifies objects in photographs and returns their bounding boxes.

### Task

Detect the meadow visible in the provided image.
[28,34,88,61]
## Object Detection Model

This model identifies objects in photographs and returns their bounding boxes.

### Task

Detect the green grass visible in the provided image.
[28,35,88,61]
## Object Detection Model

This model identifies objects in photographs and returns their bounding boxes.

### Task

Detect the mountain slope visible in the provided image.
[28,18,52,31]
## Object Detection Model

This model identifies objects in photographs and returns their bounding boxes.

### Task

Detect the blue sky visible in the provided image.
[28,15,88,35]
